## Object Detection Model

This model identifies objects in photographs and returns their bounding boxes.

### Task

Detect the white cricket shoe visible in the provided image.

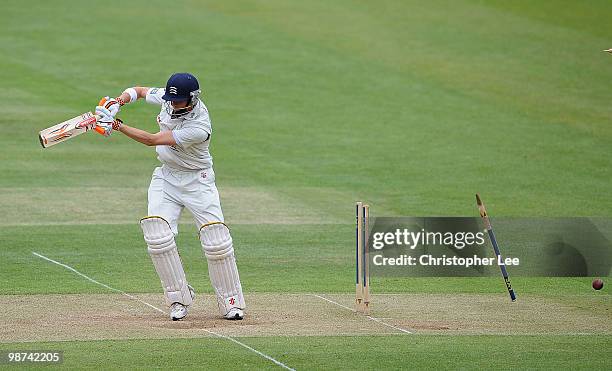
[170,302,188,321]
[170,285,195,321]
[224,308,244,320]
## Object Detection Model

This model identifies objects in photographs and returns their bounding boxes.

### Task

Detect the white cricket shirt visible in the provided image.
[145,87,213,170]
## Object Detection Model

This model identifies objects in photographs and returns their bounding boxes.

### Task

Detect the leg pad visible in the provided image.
[141,216,193,306]
[200,222,245,315]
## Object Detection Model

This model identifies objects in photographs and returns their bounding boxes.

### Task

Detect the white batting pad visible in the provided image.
[141,216,193,306]
[200,223,245,315]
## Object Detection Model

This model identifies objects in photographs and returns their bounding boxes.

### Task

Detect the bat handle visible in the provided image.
[91,114,106,135]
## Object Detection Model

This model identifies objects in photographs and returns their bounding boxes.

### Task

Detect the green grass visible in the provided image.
[1,336,610,370]
[1,0,612,215]
[2,223,608,295]
[1,0,611,369]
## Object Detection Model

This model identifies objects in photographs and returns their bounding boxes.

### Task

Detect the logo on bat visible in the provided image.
[49,124,71,136]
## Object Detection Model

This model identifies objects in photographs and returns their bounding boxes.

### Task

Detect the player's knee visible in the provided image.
[200,222,233,260]
[140,216,175,253]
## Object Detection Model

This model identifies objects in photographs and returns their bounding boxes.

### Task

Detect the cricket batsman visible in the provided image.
[95,73,245,321]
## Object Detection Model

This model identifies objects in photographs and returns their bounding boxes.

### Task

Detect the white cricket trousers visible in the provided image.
[148,165,223,234]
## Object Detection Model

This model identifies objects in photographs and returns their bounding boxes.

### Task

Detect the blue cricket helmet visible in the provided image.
[162,73,200,102]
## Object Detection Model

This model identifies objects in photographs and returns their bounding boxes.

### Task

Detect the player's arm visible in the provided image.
[99,87,150,116]
[96,87,162,137]
[115,87,149,105]
[95,87,149,135]
[117,122,176,146]
[98,86,161,119]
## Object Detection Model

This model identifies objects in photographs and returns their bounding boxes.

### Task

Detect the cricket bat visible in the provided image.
[39,112,105,148]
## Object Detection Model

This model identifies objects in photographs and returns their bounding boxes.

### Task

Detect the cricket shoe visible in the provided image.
[170,285,195,321]
[224,308,244,320]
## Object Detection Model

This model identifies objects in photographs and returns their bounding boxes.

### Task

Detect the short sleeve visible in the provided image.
[172,125,210,147]
[145,88,165,105]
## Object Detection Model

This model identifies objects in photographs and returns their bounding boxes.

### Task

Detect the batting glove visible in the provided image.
[96,122,113,137]
[95,105,115,137]
[98,96,121,118]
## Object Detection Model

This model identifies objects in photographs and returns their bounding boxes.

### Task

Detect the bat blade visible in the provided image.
[39,112,99,148]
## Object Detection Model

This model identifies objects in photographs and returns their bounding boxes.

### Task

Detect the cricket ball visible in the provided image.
[592,279,604,290]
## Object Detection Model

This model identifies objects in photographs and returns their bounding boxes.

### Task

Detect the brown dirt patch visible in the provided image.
[0,293,400,343]
[323,293,612,335]
[1,293,609,343]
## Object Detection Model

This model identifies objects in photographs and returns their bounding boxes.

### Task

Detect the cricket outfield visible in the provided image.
[1,0,611,369]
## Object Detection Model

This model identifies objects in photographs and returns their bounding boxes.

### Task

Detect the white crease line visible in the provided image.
[309,294,413,334]
[205,330,295,370]
[31,252,162,314]
[364,316,413,334]
[32,252,295,371]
